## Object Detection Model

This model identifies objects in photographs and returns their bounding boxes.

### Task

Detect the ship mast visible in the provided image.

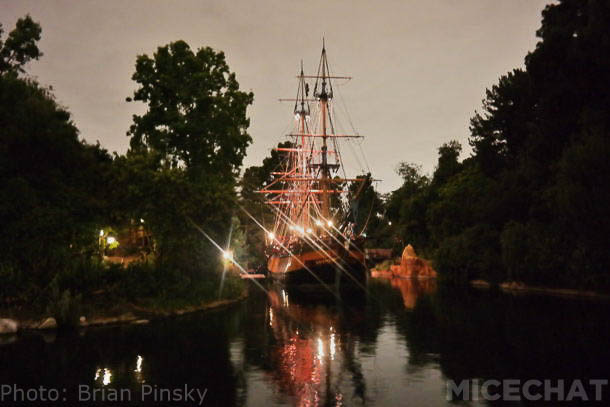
[257,42,366,246]
[296,61,310,229]
[315,41,332,218]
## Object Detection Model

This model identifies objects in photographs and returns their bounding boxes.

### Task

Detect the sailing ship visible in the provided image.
[257,43,372,289]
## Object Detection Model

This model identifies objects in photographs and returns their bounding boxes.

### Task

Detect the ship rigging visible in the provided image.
[256,42,374,287]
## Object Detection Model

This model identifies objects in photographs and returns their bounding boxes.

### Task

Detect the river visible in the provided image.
[1,277,609,406]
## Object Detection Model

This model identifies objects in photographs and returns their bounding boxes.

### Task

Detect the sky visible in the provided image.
[1,0,550,192]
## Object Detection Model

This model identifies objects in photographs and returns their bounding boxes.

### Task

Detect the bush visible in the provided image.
[46,279,82,329]
[433,224,502,284]
[0,263,27,301]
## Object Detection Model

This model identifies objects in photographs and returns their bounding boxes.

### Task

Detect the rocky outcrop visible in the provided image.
[393,244,437,278]
[38,317,58,330]
[0,319,19,334]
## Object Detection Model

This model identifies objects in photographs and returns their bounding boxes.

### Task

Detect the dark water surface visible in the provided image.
[1,278,610,406]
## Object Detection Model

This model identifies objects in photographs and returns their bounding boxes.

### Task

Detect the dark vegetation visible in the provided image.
[383,0,610,289]
[0,17,249,326]
[1,0,608,328]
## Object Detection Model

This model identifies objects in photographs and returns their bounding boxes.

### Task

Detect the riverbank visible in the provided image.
[471,280,610,300]
[0,289,248,334]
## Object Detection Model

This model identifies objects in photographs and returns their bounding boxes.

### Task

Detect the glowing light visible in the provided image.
[106,236,116,245]
[362,232,367,237]
[94,369,101,380]
[306,228,313,234]
[102,368,112,386]
[223,250,234,261]
[135,355,143,373]
[330,333,336,360]
[267,232,275,240]
[296,226,304,234]
[315,219,323,227]
[99,229,104,237]
[327,220,333,227]
[388,221,392,226]
[289,225,295,231]
[318,338,324,360]
[140,218,145,223]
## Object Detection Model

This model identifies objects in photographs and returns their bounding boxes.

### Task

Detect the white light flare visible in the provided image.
[317,338,324,362]
[135,355,143,373]
[102,368,112,386]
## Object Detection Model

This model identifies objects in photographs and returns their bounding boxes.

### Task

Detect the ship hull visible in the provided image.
[267,244,367,289]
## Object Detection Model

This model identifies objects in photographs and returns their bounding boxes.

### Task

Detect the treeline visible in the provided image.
[0,17,250,312]
[386,0,610,289]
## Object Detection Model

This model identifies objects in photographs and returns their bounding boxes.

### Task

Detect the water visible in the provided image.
[1,278,610,406]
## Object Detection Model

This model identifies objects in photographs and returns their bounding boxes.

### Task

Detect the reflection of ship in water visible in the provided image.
[265,286,366,406]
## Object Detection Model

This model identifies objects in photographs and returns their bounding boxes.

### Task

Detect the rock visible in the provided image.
[0,319,19,334]
[38,317,57,330]
[402,244,417,259]
[118,312,136,322]
[390,264,402,275]
[471,279,491,289]
[500,281,526,291]
[396,244,437,278]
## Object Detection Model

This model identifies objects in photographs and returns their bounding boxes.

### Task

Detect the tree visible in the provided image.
[0,59,112,285]
[432,140,462,186]
[124,41,254,275]
[127,41,253,179]
[0,15,42,76]
[239,141,292,264]
[347,174,387,248]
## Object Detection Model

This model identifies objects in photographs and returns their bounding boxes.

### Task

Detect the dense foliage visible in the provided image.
[2,0,609,316]
[387,0,610,289]
[0,18,250,312]
[0,17,113,298]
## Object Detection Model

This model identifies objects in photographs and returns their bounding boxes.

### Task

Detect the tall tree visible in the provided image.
[124,41,253,274]
[0,16,112,287]
[127,41,253,179]
[0,15,42,76]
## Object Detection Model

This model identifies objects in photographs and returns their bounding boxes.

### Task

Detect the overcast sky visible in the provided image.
[1,0,550,192]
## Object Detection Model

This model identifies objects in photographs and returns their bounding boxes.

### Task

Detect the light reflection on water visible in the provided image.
[1,276,610,406]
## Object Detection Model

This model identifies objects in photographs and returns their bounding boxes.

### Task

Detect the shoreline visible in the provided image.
[1,291,248,334]
[470,280,610,300]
